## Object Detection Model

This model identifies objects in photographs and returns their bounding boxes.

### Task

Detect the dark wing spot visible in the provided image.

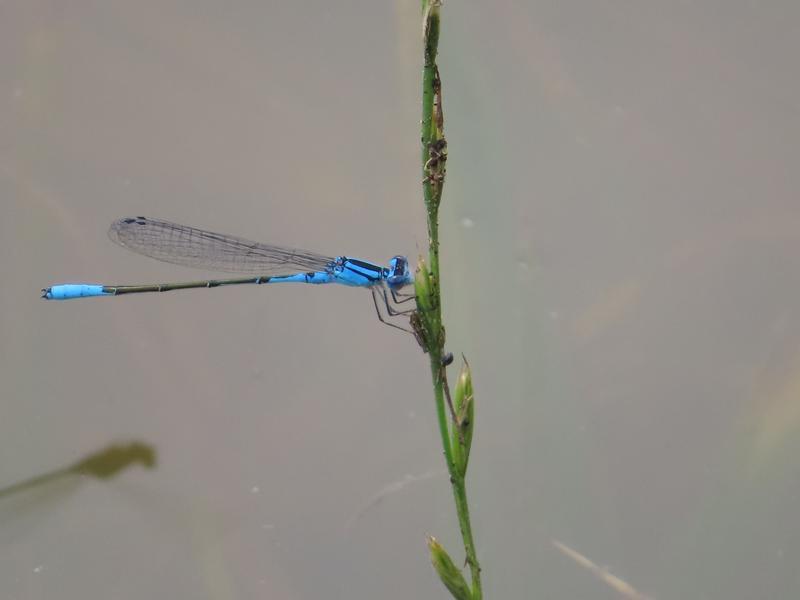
[122,217,148,225]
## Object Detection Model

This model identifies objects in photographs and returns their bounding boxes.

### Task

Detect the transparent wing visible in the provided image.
[108,217,336,274]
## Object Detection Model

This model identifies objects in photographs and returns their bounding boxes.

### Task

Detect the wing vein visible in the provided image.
[108,217,336,275]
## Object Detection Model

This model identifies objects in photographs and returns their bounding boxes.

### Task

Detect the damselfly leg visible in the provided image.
[390,288,417,304]
[371,286,416,334]
[382,289,416,317]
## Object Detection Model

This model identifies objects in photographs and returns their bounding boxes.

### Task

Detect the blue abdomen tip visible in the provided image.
[43,284,110,300]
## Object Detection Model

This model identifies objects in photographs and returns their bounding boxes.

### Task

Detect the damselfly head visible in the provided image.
[386,255,413,289]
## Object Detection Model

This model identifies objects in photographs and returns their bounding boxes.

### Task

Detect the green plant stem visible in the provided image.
[431,358,455,475]
[453,477,481,597]
[419,2,482,598]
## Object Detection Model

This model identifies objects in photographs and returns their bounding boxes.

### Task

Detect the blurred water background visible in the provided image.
[2,1,800,598]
